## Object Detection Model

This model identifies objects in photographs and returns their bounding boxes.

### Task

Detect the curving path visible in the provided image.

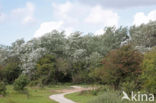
[49,86,90,103]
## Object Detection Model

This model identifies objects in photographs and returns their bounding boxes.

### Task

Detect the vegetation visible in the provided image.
[66,86,156,103]
[92,45,143,91]
[0,81,6,96]
[0,21,156,102]
[0,85,62,103]
[130,21,156,48]
[13,75,29,91]
[141,48,156,94]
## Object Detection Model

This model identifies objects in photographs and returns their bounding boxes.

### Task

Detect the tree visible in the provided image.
[130,21,156,48]
[3,56,21,84]
[141,48,156,94]
[0,81,6,96]
[97,27,129,56]
[0,65,4,81]
[95,45,143,89]
[13,75,29,91]
[36,54,57,85]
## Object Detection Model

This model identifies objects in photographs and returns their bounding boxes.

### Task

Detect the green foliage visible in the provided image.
[1,22,156,94]
[94,45,143,89]
[100,27,128,55]
[36,54,57,85]
[121,81,137,94]
[141,48,156,94]
[88,91,122,103]
[0,81,6,96]
[1,85,58,103]
[130,21,156,48]
[72,70,90,84]
[13,75,29,91]
[0,65,5,81]
[0,56,21,84]
[4,62,21,84]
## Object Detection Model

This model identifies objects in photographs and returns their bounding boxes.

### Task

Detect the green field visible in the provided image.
[0,85,69,103]
[65,89,156,103]
[65,92,97,103]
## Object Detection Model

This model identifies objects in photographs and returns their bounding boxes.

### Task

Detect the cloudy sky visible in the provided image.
[0,0,156,45]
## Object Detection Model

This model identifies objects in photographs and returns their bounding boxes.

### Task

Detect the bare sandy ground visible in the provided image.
[49,86,91,103]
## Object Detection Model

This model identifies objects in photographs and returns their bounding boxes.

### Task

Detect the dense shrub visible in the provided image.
[130,21,156,47]
[0,81,6,96]
[121,81,137,94]
[35,54,57,85]
[72,70,90,84]
[141,48,156,94]
[0,66,5,81]
[4,62,21,84]
[94,45,143,89]
[13,75,29,91]
[0,56,21,84]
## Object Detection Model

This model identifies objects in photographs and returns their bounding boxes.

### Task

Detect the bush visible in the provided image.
[141,48,156,94]
[0,81,6,96]
[79,86,110,96]
[87,91,122,103]
[94,45,143,90]
[121,81,136,95]
[72,70,90,84]
[36,54,57,85]
[13,75,29,91]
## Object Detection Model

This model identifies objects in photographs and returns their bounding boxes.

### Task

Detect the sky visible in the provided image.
[0,0,156,45]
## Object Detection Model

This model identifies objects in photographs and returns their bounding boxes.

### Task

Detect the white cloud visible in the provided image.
[34,21,63,37]
[34,1,119,37]
[133,10,156,26]
[11,2,36,25]
[85,6,119,26]
[95,28,105,35]
[78,0,156,8]
[23,16,35,24]
[52,2,73,19]
[34,21,74,38]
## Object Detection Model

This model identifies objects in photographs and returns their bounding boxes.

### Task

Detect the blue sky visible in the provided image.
[0,0,156,45]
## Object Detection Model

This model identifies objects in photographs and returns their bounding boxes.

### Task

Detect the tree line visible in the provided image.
[0,21,156,95]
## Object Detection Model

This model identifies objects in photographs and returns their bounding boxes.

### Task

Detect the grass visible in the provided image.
[0,85,69,103]
[87,91,156,103]
[65,86,156,103]
[65,92,98,103]
[1,85,155,103]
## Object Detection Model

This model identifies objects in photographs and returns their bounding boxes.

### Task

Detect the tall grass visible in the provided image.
[87,90,156,103]
[87,91,124,103]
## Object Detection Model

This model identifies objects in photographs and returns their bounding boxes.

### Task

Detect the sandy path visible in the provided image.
[49,86,90,103]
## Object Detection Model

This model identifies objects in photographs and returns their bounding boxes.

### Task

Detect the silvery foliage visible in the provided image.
[88,52,102,66]
[39,30,67,53]
[130,21,156,48]
[9,39,25,56]
[0,45,10,64]
[0,28,130,74]
[66,32,85,56]
[98,27,128,55]
[2,39,47,74]
[72,49,87,62]
[20,39,47,74]
[19,31,66,74]
[135,46,152,53]
[0,39,25,65]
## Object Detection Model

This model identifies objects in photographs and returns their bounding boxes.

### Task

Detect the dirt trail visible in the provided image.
[49,86,90,103]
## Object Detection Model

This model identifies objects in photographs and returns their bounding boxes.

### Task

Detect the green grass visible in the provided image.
[0,85,69,103]
[65,92,98,103]
[65,86,156,103]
